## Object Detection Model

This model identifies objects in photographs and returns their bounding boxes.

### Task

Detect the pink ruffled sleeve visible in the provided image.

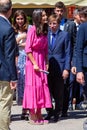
[25,26,35,53]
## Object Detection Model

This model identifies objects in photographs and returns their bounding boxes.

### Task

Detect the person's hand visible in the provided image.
[45,63,49,71]
[76,72,85,85]
[10,81,17,90]
[71,67,76,75]
[19,33,27,40]
[62,70,69,79]
[16,33,27,44]
[33,64,40,71]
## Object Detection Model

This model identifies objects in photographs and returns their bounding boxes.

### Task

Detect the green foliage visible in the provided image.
[27,16,32,24]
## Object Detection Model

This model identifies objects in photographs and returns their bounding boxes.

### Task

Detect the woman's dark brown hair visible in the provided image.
[32,9,48,36]
[12,10,28,33]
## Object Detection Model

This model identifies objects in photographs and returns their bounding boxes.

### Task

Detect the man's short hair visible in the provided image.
[55,1,66,10]
[48,14,61,24]
[0,0,12,13]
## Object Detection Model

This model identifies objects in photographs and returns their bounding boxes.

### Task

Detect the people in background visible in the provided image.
[12,10,29,120]
[23,9,52,125]
[45,14,71,122]
[73,9,81,31]
[0,0,17,130]
[54,1,76,116]
[72,7,87,106]
[69,9,82,110]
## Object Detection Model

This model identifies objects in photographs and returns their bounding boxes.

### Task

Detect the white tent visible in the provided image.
[12,0,87,8]
[76,0,87,6]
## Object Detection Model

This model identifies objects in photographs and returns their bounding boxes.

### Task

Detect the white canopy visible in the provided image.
[12,0,87,8]
[76,0,87,6]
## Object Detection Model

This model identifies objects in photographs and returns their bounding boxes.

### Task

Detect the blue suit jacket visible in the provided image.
[64,19,76,48]
[75,22,87,72]
[0,16,17,81]
[48,29,71,72]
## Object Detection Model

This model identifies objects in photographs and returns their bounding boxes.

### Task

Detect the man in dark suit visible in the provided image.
[0,0,17,130]
[69,9,81,110]
[73,7,87,100]
[45,14,71,122]
[54,1,77,116]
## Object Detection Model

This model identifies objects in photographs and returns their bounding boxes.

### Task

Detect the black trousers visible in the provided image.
[62,78,70,114]
[47,58,64,115]
[83,68,87,99]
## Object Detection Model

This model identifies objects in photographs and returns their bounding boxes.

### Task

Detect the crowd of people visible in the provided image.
[0,0,87,129]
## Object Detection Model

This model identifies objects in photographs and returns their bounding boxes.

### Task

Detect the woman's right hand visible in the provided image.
[33,64,40,71]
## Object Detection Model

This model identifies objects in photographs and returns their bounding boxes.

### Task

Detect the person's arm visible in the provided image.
[76,25,84,72]
[16,33,26,43]
[27,53,40,71]
[70,21,77,47]
[5,27,17,82]
[62,32,71,79]
[64,32,71,71]
[25,26,40,71]
[76,24,85,84]
[16,33,27,47]
[45,55,49,71]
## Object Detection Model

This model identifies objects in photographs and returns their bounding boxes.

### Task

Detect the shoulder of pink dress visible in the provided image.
[29,25,36,32]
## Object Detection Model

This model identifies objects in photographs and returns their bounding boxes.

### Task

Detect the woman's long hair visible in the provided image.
[12,10,28,33]
[32,9,48,36]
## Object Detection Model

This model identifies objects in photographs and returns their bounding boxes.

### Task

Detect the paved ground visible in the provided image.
[10,101,87,130]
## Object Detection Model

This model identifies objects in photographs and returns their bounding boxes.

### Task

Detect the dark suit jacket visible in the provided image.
[0,16,17,81]
[64,19,77,48]
[64,20,77,63]
[48,29,71,72]
[75,22,87,72]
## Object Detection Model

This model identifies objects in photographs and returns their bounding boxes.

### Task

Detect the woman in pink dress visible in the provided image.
[23,9,52,124]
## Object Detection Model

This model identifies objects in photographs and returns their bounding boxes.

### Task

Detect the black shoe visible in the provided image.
[61,113,68,117]
[45,111,54,120]
[21,114,25,120]
[52,114,59,122]
[45,114,52,120]
[25,115,29,121]
[21,113,29,120]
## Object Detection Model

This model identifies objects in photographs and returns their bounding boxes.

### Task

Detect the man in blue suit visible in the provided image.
[54,1,77,115]
[74,7,87,100]
[45,14,71,122]
[0,0,17,130]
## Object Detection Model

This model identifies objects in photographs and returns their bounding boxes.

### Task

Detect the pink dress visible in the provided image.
[23,25,52,109]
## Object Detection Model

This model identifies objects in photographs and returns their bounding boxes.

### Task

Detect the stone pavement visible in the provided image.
[10,101,87,130]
